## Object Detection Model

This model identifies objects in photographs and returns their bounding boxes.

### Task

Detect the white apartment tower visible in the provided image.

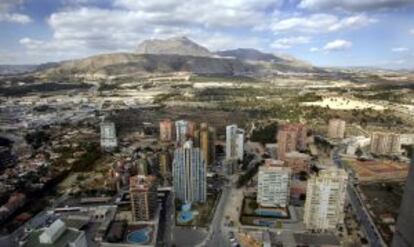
[226,124,244,161]
[327,119,346,139]
[370,132,401,155]
[257,164,291,208]
[100,121,118,151]
[304,167,348,231]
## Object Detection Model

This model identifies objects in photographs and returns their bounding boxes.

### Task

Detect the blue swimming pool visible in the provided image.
[177,210,193,223]
[126,227,152,244]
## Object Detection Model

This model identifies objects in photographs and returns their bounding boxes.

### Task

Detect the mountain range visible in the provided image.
[3,36,322,79]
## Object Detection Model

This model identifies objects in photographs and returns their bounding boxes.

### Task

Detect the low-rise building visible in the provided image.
[284,151,311,174]
[21,219,87,247]
[257,161,291,208]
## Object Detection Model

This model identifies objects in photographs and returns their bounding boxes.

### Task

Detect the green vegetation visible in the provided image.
[25,131,51,150]
[153,93,181,104]
[251,123,278,144]
[0,83,91,96]
[237,161,262,188]
[190,75,261,83]
[292,92,322,102]
[72,142,102,172]
[98,83,120,91]
[354,91,413,104]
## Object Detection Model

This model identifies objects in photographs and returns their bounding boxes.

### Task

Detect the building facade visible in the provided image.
[175,120,189,145]
[199,123,210,165]
[175,120,196,146]
[159,119,173,142]
[257,163,291,208]
[304,167,348,231]
[100,121,118,151]
[284,151,311,174]
[226,124,244,161]
[159,150,172,186]
[129,175,158,221]
[173,141,207,203]
[370,132,401,155]
[327,119,346,139]
[277,130,298,160]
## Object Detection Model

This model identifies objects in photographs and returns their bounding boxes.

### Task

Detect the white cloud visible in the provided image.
[270,14,376,33]
[112,0,281,28]
[323,39,352,51]
[16,1,379,63]
[0,0,24,12]
[309,47,319,52]
[0,0,31,24]
[0,13,31,23]
[410,29,414,35]
[19,6,271,63]
[114,0,281,12]
[298,0,414,11]
[392,47,409,52]
[271,36,311,49]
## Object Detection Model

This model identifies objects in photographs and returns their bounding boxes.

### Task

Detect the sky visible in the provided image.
[0,0,414,69]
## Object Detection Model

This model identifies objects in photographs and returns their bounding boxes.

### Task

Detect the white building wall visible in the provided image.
[257,166,291,208]
[304,167,348,231]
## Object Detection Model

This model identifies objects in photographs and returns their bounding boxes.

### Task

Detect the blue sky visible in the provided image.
[0,0,414,68]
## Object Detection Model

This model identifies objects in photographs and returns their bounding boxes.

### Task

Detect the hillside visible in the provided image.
[36,37,322,80]
[39,53,257,80]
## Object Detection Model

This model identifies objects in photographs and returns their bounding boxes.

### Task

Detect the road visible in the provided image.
[156,191,173,247]
[201,185,232,247]
[331,138,386,246]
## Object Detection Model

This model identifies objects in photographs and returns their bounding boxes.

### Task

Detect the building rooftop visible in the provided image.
[23,227,84,247]
[129,175,157,191]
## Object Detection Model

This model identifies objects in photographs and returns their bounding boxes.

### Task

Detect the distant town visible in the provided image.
[1,73,414,247]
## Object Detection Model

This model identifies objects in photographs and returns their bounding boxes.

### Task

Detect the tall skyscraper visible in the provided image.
[392,154,414,247]
[159,150,172,186]
[257,162,291,208]
[129,175,158,221]
[173,141,206,203]
[175,120,196,146]
[208,126,216,163]
[199,123,210,165]
[226,124,244,161]
[327,119,346,139]
[277,130,297,160]
[175,120,189,145]
[100,121,118,151]
[160,119,173,142]
[370,132,401,155]
[304,167,348,231]
[187,121,196,139]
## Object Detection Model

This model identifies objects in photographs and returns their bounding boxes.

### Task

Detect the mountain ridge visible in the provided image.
[22,36,323,79]
[136,36,213,57]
